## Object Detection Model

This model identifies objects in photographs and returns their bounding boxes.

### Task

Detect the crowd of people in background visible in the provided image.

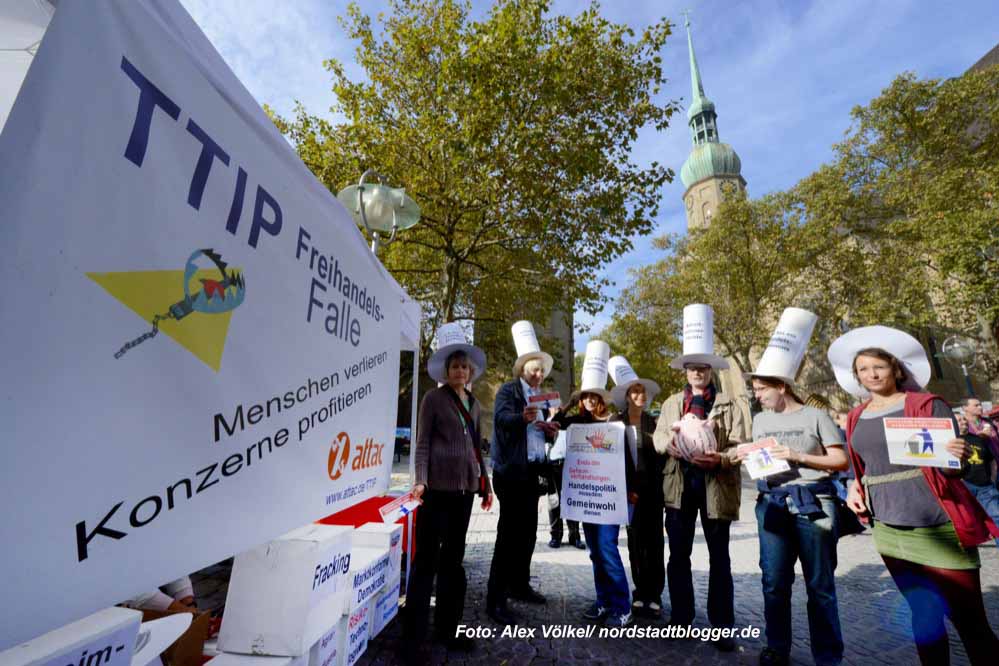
[402,308,999,666]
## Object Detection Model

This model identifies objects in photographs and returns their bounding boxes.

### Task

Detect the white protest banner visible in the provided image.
[884,418,961,469]
[0,0,405,648]
[561,423,629,525]
[737,438,792,480]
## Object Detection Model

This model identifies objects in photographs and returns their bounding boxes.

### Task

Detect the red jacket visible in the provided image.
[846,392,999,548]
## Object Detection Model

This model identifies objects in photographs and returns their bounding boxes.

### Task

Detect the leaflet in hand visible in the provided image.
[883,418,960,469]
[379,492,422,523]
[737,437,791,479]
[529,391,561,411]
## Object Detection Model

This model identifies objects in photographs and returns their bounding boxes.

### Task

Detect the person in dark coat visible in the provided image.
[485,321,558,625]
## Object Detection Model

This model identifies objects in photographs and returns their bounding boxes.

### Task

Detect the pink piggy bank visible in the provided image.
[671,413,718,461]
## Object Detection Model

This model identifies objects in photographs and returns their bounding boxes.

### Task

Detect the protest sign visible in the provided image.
[737,438,792,480]
[528,392,561,411]
[378,493,421,524]
[0,0,406,648]
[884,418,961,469]
[561,423,629,525]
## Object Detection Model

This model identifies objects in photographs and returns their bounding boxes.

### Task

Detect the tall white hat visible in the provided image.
[609,355,660,410]
[511,320,553,379]
[579,340,612,402]
[427,322,486,384]
[670,304,730,370]
[746,307,818,385]
[827,325,931,398]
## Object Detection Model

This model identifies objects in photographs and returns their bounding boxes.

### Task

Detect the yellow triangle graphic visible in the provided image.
[87,270,239,371]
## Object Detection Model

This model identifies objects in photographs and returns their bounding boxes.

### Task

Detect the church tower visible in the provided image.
[680,16,745,230]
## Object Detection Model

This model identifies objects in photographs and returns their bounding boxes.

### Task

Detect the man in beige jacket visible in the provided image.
[654,356,747,651]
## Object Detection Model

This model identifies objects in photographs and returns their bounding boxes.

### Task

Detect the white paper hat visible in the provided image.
[579,340,612,402]
[511,320,553,379]
[670,304,730,370]
[427,322,486,384]
[745,307,818,385]
[608,355,660,410]
[827,325,931,399]
[131,614,192,666]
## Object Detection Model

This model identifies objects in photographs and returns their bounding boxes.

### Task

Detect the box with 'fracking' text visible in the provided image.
[219,524,353,656]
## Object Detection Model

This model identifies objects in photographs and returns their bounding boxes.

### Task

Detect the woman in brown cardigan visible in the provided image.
[402,325,492,659]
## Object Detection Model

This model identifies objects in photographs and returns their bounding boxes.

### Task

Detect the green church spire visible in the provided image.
[679,13,742,190]
[683,12,717,142]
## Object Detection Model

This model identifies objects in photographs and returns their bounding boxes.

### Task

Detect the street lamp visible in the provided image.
[337,169,421,254]
[939,335,978,397]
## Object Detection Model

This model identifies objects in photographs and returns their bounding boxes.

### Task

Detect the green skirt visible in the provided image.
[872,521,980,569]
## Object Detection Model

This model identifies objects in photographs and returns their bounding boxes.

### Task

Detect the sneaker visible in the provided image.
[582,603,610,621]
[548,538,562,548]
[603,612,633,628]
[759,647,789,666]
[631,599,646,611]
[647,601,662,618]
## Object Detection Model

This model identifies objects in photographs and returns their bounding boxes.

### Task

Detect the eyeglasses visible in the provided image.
[684,365,711,372]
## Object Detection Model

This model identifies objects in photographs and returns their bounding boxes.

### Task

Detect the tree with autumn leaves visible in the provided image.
[609,65,999,396]
[269,0,679,370]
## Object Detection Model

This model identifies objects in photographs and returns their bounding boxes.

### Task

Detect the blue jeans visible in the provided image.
[582,522,630,615]
[755,495,844,666]
[965,481,999,546]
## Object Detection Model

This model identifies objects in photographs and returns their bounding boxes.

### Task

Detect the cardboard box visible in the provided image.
[304,625,337,666]
[353,523,402,588]
[139,610,210,666]
[219,524,353,656]
[345,547,390,614]
[0,607,141,666]
[370,579,400,638]
[207,653,306,666]
[335,601,370,666]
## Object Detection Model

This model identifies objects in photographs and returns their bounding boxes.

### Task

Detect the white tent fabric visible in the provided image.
[0,0,54,131]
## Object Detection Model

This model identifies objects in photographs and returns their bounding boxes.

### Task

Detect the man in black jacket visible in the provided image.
[486,337,559,624]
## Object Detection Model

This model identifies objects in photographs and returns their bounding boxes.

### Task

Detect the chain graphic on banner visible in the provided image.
[113,248,246,359]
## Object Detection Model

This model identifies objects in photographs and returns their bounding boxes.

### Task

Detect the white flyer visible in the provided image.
[737,437,792,480]
[883,418,961,469]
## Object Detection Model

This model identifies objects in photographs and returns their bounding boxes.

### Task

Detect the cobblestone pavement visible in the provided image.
[360,469,999,666]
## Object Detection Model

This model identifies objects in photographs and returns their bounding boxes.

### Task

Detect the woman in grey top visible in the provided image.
[736,376,848,666]
[403,327,493,660]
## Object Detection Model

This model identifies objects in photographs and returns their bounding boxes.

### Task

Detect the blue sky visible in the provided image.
[179,0,999,352]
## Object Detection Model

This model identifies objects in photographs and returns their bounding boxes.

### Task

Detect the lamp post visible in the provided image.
[336,169,421,254]
[939,335,978,398]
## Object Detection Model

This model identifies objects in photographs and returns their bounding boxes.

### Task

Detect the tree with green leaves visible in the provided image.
[609,190,843,378]
[801,66,999,371]
[607,65,999,397]
[269,0,678,366]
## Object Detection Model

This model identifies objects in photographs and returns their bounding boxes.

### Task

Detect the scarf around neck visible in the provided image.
[683,383,716,420]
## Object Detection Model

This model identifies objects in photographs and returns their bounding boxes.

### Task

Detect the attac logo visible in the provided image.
[89,248,246,371]
[328,432,352,481]
[328,431,385,481]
